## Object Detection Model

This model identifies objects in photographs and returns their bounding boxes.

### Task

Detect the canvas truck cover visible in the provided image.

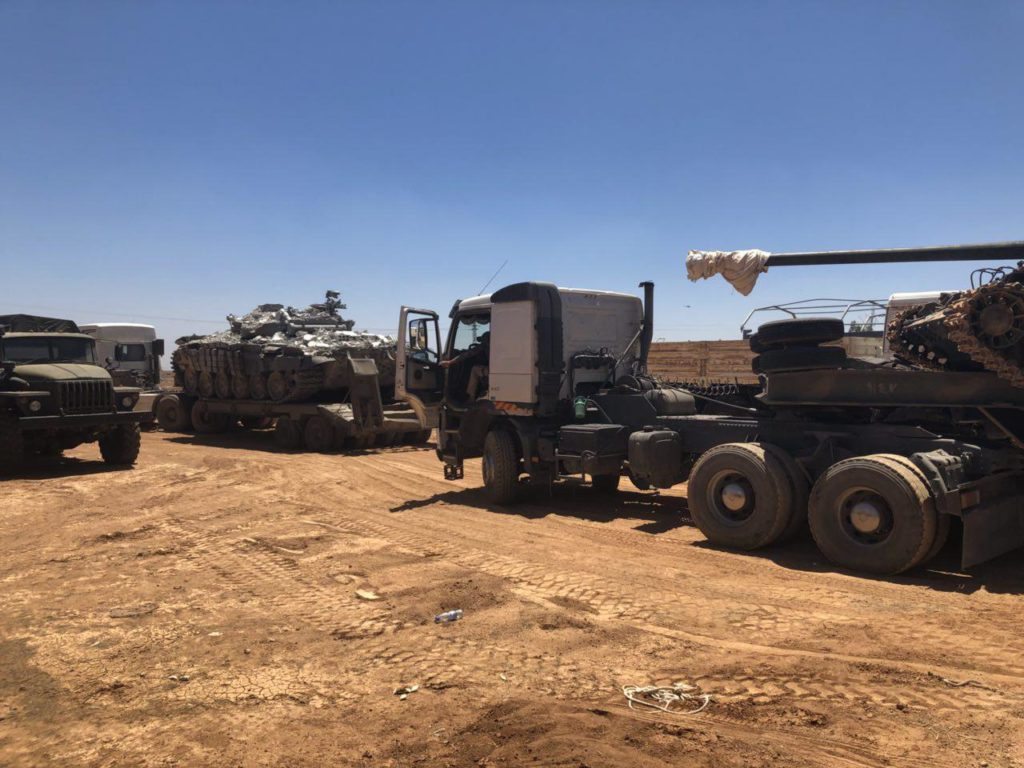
[0,314,81,333]
[686,249,771,295]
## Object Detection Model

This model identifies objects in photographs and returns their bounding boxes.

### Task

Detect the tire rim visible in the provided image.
[837,487,893,544]
[705,470,756,525]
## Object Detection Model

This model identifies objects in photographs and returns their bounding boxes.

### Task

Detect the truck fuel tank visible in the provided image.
[628,428,684,489]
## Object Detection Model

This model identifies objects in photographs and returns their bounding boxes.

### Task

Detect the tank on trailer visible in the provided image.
[688,241,1024,389]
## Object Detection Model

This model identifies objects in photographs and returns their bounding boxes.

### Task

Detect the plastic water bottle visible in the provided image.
[574,397,587,420]
[434,609,463,623]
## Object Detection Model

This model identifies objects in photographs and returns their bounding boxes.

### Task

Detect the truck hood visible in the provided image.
[13,363,112,383]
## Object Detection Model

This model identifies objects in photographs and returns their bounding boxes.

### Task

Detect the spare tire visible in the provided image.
[750,318,845,353]
[752,345,846,374]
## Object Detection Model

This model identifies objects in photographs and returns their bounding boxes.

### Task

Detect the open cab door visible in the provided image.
[396,307,443,429]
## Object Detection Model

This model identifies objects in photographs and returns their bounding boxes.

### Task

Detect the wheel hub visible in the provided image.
[849,500,883,534]
[720,482,749,512]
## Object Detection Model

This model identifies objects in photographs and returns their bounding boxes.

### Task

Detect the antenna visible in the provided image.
[478,259,509,295]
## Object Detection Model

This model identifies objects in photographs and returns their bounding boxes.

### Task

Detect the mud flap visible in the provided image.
[349,358,385,434]
[961,472,1024,568]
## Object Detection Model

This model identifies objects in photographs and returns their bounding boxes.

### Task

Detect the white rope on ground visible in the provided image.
[622,683,712,715]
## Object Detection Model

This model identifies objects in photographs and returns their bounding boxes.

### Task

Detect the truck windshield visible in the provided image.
[1,337,97,364]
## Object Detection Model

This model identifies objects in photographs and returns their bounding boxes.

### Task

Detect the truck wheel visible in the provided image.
[304,416,334,453]
[591,473,621,494]
[687,443,793,550]
[762,444,810,542]
[482,429,521,505]
[198,371,215,398]
[190,401,230,434]
[214,372,233,400]
[249,373,269,401]
[750,318,845,353]
[808,454,937,575]
[156,396,193,432]
[274,416,303,450]
[99,423,141,466]
[752,346,846,374]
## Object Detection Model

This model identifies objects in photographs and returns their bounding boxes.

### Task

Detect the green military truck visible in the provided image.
[0,315,151,473]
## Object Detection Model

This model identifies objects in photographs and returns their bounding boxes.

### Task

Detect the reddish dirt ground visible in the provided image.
[2,430,1023,767]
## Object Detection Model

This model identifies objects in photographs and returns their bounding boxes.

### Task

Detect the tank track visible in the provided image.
[887,305,958,372]
[944,285,1024,389]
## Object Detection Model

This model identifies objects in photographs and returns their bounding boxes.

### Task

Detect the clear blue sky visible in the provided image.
[2,1,1022,346]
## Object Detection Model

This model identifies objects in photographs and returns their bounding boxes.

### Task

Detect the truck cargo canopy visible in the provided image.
[0,314,80,333]
[686,249,770,295]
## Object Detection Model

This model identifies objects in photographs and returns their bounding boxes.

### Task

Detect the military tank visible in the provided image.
[888,264,1024,387]
[172,291,397,403]
[687,241,1024,388]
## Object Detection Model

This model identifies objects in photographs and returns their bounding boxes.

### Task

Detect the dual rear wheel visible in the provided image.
[688,444,946,575]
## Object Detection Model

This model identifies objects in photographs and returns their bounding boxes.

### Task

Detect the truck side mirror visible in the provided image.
[153,339,165,356]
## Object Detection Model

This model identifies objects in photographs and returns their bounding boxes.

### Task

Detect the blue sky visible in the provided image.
[1,1,1022,346]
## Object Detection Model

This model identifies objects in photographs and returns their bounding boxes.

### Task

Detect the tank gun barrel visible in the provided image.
[765,241,1024,267]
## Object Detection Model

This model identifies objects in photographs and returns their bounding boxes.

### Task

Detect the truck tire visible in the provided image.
[750,318,845,353]
[752,346,846,374]
[687,443,793,550]
[482,429,521,505]
[274,416,303,450]
[808,454,937,575]
[762,444,810,542]
[591,473,621,494]
[99,424,141,466]
[304,415,334,453]
[156,396,193,432]
[0,417,25,473]
[191,401,230,434]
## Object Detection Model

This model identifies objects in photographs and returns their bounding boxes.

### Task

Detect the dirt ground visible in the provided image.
[2,431,1023,768]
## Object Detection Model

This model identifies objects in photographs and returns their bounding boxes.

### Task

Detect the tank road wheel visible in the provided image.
[762,444,810,542]
[190,401,230,434]
[249,373,269,401]
[99,423,142,466]
[591,473,621,494]
[687,443,793,550]
[482,429,521,505]
[274,416,303,450]
[197,371,215,398]
[156,395,193,432]
[214,372,233,400]
[231,373,251,400]
[808,454,938,575]
[304,416,334,453]
[183,369,200,395]
[267,371,289,402]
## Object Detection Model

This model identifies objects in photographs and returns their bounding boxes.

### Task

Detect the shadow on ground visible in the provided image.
[165,429,434,457]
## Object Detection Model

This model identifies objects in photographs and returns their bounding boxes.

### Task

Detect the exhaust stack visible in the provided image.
[638,281,654,373]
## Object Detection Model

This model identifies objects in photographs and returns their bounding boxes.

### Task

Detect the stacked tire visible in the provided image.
[749,318,847,374]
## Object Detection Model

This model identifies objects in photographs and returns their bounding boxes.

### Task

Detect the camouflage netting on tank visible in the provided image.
[175,294,393,354]
[172,292,397,403]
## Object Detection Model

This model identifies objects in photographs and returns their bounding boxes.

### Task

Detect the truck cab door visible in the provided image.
[396,307,443,428]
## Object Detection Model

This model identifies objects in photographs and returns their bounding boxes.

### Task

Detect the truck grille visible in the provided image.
[59,380,115,414]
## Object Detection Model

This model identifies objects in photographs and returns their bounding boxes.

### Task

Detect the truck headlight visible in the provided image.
[28,400,42,412]
[121,395,135,408]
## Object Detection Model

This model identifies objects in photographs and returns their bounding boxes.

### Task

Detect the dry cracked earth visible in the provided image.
[2,430,1023,767]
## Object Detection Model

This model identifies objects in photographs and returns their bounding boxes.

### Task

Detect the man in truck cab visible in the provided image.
[441,328,490,401]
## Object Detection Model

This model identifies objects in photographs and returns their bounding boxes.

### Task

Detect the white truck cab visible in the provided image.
[80,323,165,391]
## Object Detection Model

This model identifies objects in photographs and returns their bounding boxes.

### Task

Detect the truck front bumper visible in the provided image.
[16,411,153,431]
